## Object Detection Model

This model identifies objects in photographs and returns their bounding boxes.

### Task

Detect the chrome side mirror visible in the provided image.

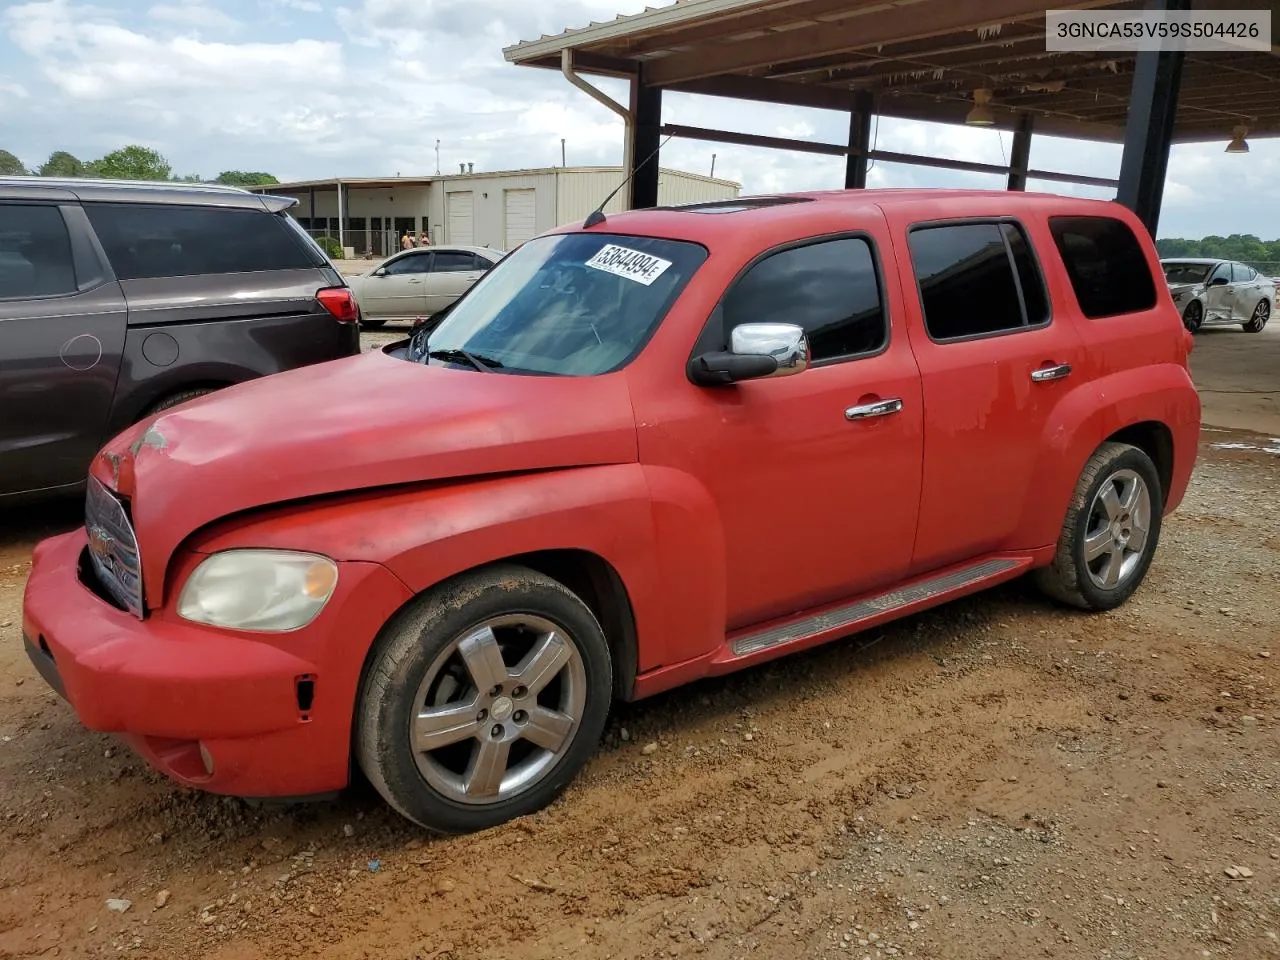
[688,321,810,386]
[730,322,810,377]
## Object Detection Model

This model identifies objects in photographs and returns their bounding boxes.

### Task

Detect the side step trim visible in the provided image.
[729,557,1024,658]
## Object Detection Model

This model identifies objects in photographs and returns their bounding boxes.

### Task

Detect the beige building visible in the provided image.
[251,165,740,258]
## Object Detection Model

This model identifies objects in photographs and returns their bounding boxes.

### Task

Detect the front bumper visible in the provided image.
[22,530,412,798]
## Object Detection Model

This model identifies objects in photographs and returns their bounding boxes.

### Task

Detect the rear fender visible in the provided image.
[1014,363,1199,549]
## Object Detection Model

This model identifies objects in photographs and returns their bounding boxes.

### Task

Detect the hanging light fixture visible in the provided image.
[1225,124,1250,153]
[966,87,995,126]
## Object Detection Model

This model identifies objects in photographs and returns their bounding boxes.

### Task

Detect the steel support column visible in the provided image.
[1007,113,1034,191]
[629,71,662,210]
[1115,0,1188,236]
[845,91,873,189]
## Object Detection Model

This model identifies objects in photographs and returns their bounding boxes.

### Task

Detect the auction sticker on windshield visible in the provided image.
[585,244,673,286]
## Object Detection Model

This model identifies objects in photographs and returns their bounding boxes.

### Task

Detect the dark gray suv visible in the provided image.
[1,177,361,502]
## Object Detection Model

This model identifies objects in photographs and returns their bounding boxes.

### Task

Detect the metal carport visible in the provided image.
[503,0,1280,236]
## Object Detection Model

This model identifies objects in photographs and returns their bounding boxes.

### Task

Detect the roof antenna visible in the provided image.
[583,133,673,228]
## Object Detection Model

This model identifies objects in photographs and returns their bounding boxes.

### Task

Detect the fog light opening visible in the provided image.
[198,743,216,776]
[295,675,316,719]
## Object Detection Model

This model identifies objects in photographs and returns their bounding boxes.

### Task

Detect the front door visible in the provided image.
[362,250,431,320]
[635,232,925,631]
[0,201,127,496]
[891,217,1087,572]
[1203,261,1235,321]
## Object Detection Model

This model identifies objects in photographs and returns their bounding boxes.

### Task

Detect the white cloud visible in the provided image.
[148,2,241,30]
[0,0,1277,239]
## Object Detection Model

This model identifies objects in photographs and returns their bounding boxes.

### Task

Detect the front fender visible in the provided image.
[1013,363,1199,549]
[189,464,679,677]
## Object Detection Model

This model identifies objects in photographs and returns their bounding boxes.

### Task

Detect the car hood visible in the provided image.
[91,349,639,605]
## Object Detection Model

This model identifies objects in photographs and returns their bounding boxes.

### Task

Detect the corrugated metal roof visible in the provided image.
[503,0,769,63]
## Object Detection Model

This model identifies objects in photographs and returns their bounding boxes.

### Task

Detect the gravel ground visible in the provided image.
[0,345,1276,959]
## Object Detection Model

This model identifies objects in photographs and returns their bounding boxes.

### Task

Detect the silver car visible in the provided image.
[347,244,503,328]
[1161,257,1274,334]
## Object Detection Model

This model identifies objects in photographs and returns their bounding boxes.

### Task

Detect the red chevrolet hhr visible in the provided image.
[23,189,1200,834]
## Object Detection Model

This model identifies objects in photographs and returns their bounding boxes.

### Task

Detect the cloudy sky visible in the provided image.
[1,0,1276,240]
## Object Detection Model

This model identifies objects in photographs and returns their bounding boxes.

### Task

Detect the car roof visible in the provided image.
[388,244,503,258]
[0,175,296,212]
[545,187,1144,246]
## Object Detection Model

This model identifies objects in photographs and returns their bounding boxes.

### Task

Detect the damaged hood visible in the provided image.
[92,349,639,605]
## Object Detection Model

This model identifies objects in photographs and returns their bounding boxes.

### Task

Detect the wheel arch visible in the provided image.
[1104,420,1174,506]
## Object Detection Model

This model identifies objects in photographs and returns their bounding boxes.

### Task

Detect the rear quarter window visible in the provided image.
[84,202,319,281]
[1048,215,1157,319]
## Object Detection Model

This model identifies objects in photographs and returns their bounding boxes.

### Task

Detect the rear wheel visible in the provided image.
[1034,442,1163,612]
[355,564,613,833]
[1181,300,1203,333]
[1244,298,1270,333]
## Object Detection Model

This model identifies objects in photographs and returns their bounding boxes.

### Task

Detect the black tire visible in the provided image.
[360,317,388,329]
[142,386,217,418]
[1243,298,1270,333]
[1034,441,1164,612]
[355,563,613,834]
[1182,300,1203,333]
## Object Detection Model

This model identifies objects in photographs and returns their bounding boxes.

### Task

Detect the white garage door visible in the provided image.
[446,191,474,245]
[503,189,537,248]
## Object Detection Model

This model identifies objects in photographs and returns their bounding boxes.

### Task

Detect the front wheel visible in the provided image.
[1244,298,1270,333]
[1034,442,1163,612]
[1181,299,1203,333]
[355,564,613,833]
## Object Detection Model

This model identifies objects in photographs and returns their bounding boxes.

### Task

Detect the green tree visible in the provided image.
[214,170,279,186]
[91,145,173,181]
[0,149,27,175]
[37,151,86,177]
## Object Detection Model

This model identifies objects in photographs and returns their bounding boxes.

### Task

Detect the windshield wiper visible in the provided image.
[426,348,503,373]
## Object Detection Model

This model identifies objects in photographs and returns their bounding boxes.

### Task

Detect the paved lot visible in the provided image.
[0,323,1275,960]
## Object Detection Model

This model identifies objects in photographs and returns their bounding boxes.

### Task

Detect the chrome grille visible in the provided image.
[85,477,145,618]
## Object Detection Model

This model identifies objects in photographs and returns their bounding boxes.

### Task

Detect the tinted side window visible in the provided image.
[385,252,430,275]
[1232,262,1256,282]
[0,203,77,299]
[433,251,481,273]
[909,222,1046,340]
[84,202,316,280]
[1048,216,1157,318]
[721,237,886,363]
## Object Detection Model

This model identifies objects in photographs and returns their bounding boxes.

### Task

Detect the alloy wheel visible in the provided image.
[410,614,586,805]
[1082,468,1152,590]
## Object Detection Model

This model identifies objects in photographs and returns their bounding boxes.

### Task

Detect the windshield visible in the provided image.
[1162,262,1212,285]
[414,232,708,375]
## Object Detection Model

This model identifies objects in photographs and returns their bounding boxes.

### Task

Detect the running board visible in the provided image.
[729,557,1027,659]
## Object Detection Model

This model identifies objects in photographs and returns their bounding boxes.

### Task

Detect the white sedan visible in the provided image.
[347,245,503,328]
[1161,257,1274,334]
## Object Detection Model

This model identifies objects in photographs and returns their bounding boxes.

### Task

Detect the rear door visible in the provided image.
[361,251,432,319]
[0,199,127,496]
[422,250,491,314]
[1230,261,1262,320]
[889,215,1087,572]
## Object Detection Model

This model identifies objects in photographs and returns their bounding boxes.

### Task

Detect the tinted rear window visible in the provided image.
[84,202,317,280]
[1048,216,1157,318]
[0,203,77,299]
[908,221,1048,340]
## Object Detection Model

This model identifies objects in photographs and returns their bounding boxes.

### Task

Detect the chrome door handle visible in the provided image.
[1031,363,1072,382]
[845,398,903,421]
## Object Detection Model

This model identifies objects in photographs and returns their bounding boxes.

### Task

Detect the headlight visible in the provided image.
[177,550,339,632]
